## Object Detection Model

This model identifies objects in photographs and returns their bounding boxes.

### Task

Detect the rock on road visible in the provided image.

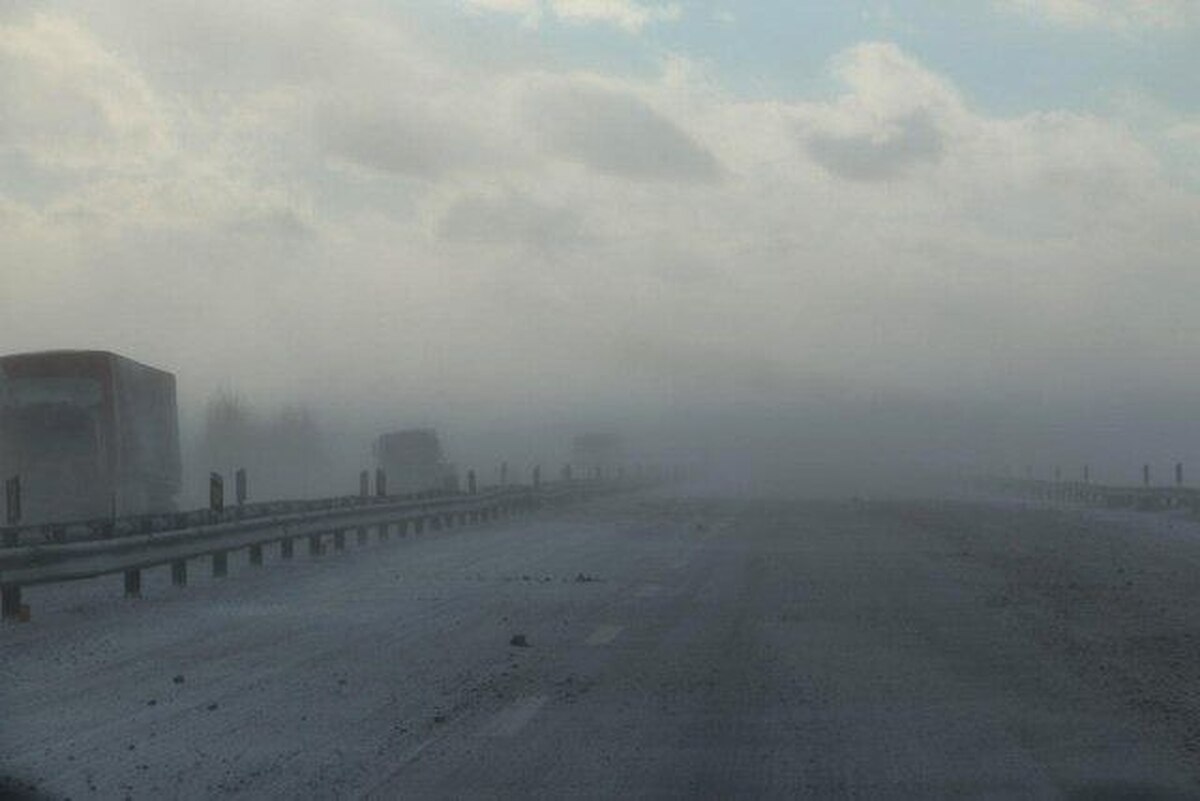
[4,491,1200,799]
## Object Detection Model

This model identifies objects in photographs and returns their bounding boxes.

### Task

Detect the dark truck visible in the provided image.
[571,432,622,478]
[0,350,181,523]
[374,428,458,495]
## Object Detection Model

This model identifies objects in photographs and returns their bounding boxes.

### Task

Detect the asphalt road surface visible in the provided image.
[4,491,1200,799]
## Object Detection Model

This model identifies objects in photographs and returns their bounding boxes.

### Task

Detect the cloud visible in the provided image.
[464,0,681,33]
[2,3,1198,439]
[0,12,170,170]
[794,43,955,181]
[437,189,587,252]
[522,78,720,182]
[996,0,1199,31]
[807,109,944,181]
[314,96,504,180]
[550,0,681,32]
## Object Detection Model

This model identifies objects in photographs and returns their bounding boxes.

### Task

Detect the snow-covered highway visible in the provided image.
[4,492,1200,799]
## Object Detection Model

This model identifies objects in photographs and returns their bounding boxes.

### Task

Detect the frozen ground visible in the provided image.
[4,491,1200,799]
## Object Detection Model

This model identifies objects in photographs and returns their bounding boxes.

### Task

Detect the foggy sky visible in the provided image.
[2,1,1199,492]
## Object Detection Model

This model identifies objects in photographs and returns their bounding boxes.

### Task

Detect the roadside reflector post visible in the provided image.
[212,550,228,578]
[359,471,370,501]
[5,475,20,526]
[236,468,248,506]
[1176,462,1184,486]
[3,585,23,621]
[533,465,541,490]
[171,560,187,586]
[209,472,224,518]
[468,470,477,495]
[124,569,141,598]
[1083,465,1090,484]
[376,469,387,498]
[1144,464,1151,487]
[501,462,508,487]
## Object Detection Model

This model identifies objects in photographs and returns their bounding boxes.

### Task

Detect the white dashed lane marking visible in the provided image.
[477,695,548,738]
[585,624,624,646]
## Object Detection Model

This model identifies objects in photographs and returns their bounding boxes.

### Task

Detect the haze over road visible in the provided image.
[4,491,1200,799]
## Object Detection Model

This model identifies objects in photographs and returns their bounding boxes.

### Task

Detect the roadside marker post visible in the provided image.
[210,473,224,517]
[5,475,20,526]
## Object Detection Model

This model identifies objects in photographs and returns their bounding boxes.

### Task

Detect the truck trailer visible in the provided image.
[374,428,457,495]
[0,350,181,523]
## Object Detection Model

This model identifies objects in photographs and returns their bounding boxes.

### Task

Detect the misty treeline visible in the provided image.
[193,390,336,503]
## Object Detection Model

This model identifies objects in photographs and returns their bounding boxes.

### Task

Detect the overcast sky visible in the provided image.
[2,1,1199,480]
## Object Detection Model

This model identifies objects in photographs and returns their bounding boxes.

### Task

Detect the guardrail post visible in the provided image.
[171,560,187,586]
[212,551,228,578]
[334,529,346,551]
[2,585,22,621]
[249,544,263,567]
[281,538,294,559]
[124,568,142,598]
[210,472,224,516]
[5,475,20,526]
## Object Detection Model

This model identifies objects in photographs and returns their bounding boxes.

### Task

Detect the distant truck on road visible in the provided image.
[374,428,457,495]
[571,432,623,478]
[0,350,181,523]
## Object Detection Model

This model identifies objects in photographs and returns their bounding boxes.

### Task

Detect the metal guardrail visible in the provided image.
[984,478,1200,511]
[0,479,625,622]
[0,488,465,549]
